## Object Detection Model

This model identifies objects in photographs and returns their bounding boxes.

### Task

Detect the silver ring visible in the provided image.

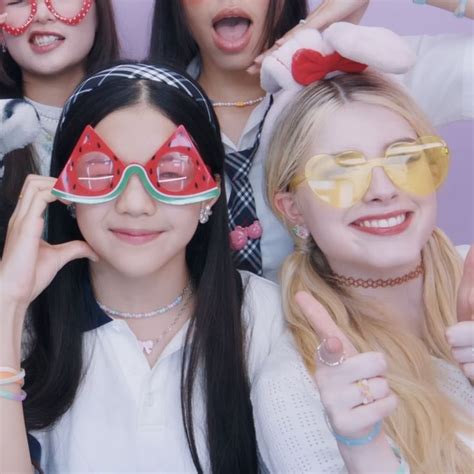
[299,19,307,25]
[317,340,346,367]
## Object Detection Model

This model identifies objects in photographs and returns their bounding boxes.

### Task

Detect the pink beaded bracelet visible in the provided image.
[0,389,27,402]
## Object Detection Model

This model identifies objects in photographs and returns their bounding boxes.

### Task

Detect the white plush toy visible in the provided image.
[258,22,417,163]
[0,99,41,178]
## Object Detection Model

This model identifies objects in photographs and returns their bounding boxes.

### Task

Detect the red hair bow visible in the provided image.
[291,49,367,85]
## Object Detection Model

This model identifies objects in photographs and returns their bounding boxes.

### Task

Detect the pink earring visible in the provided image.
[292,224,310,239]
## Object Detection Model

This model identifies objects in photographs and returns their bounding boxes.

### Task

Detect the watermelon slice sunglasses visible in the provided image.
[52,125,220,206]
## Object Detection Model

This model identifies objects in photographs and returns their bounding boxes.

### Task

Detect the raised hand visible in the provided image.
[446,245,474,380]
[247,0,369,74]
[295,291,397,441]
[0,175,98,309]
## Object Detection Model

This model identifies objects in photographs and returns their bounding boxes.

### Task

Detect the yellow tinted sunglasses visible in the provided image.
[291,135,450,208]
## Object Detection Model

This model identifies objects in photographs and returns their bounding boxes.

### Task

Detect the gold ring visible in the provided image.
[357,379,375,405]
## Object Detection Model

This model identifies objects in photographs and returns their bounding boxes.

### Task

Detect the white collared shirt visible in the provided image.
[30,272,284,473]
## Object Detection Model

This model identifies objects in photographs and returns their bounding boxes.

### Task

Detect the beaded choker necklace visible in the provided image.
[212,95,266,108]
[330,262,424,288]
[97,283,190,319]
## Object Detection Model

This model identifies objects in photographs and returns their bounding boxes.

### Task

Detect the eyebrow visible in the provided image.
[383,136,417,148]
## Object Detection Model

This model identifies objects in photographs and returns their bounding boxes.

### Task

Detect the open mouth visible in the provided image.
[29,33,65,48]
[212,16,252,43]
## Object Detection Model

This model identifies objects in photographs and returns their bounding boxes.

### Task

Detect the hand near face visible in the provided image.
[0,175,98,309]
[0,12,6,25]
[446,245,474,381]
[295,291,397,441]
[247,0,369,74]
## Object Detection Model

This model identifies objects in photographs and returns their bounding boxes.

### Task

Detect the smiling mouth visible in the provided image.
[350,211,414,236]
[354,213,407,229]
[30,33,65,47]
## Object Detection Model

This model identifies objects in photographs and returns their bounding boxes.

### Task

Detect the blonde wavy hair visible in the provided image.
[266,72,472,473]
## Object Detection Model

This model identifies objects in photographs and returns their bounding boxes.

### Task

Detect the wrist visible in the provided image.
[0,300,27,367]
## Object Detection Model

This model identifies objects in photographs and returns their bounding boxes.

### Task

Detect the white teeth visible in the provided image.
[33,35,61,47]
[358,214,406,229]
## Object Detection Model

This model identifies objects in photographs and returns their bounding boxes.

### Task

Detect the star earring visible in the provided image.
[199,204,212,224]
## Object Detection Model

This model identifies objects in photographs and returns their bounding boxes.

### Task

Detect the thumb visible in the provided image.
[295,291,358,357]
[53,240,99,271]
[457,245,474,322]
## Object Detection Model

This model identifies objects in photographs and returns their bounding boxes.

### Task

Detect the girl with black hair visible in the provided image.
[0,0,119,250]
[0,63,283,473]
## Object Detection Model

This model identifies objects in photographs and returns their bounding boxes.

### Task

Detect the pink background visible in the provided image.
[112,0,473,245]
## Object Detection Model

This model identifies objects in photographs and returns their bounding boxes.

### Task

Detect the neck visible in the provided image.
[330,259,426,337]
[22,65,86,107]
[198,57,264,103]
[89,256,190,315]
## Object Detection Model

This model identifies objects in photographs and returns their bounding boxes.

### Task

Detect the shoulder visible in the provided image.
[241,270,281,307]
[252,333,317,399]
[240,270,284,337]
[239,271,286,379]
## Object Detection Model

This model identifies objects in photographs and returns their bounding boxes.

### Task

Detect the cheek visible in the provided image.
[75,205,106,243]
[418,194,438,237]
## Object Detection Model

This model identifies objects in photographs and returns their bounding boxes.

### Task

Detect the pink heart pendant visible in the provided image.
[140,340,154,355]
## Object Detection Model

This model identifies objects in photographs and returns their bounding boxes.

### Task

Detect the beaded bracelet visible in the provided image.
[0,389,27,402]
[0,367,25,386]
[333,421,382,446]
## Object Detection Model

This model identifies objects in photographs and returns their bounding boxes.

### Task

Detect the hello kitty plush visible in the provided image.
[0,99,41,178]
[258,22,417,160]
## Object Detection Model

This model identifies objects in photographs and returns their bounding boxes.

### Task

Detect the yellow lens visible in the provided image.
[384,137,449,196]
[304,153,370,207]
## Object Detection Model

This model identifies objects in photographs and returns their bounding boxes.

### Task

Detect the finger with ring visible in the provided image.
[317,339,346,367]
[357,378,375,405]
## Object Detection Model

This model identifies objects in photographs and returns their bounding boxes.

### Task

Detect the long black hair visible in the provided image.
[149,0,308,69]
[22,63,258,473]
[0,0,120,253]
